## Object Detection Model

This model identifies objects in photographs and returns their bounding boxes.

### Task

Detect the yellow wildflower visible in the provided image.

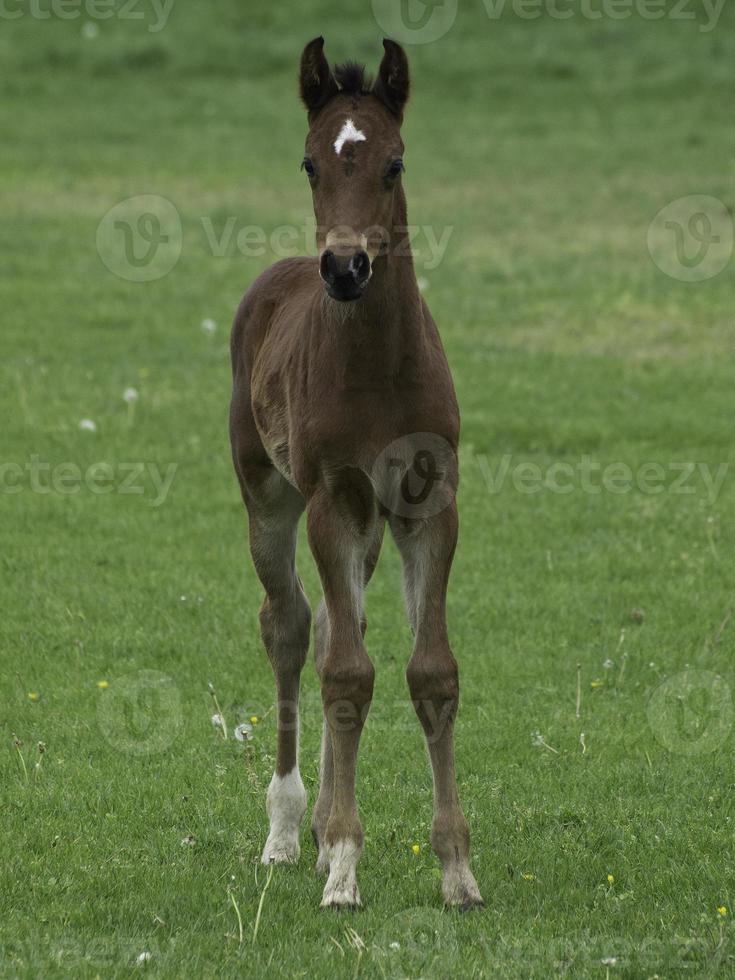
[411,844,420,855]
[97,680,110,690]
[27,692,40,702]
[250,715,259,725]
[718,906,728,917]
[607,874,615,884]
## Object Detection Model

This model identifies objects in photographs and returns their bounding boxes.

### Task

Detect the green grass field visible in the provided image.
[2,2,735,976]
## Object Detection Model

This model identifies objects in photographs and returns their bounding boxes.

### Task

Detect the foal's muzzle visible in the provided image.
[319,247,371,302]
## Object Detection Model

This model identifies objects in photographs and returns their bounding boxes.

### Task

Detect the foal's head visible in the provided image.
[299,37,410,302]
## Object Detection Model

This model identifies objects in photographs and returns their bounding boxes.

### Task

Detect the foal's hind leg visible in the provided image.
[390,502,483,909]
[312,518,384,875]
[239,465,311,864]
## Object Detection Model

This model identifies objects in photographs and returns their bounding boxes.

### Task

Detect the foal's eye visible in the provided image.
[387,159,404,179]
[301,157,315,178]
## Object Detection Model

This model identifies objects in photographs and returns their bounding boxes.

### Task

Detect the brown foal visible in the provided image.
[229,37,482,910]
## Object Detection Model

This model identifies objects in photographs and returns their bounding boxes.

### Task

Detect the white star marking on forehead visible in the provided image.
[334,118,367,156]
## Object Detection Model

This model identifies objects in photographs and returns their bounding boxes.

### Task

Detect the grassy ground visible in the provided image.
[2,2,735,977]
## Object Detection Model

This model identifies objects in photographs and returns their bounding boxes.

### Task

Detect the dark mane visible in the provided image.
[333,61,372,95]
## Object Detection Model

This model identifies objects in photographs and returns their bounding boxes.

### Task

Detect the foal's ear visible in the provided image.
[299,36,338,117]
[372,39,410,119]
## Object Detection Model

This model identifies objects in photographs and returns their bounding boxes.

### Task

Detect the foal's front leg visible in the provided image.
[240,468,311,865]
[307,484,376,908]
[391,502,484,909]
[311,518,384,876]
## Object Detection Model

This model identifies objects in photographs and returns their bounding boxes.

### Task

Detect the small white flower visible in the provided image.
[234,722,253,742]
[123,387,139,404]
[600,957,618,966]
[81,21,99,39]
[78,418,97,432]
[389,941,401,950]
[180,835,196,847]
[136,951,152,965]
[211,713,224,730]
[531,730,559,754]
[603,658,614,669]
[201,318,217,335]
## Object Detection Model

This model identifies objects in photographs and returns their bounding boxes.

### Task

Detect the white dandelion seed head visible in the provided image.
[600,957,618,967]
[234,722,253,742]
[201,318,217,335]
[531,731,545,747]
[211,713,224,729]
[603,658,614,669]
[78,418,97,433]
[123,387,139,404]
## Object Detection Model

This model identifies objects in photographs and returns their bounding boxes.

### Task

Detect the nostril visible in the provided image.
[349,250,370,282]
[319,249,335,281]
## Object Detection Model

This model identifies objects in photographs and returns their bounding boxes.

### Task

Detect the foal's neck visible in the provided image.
[321,192,425,384]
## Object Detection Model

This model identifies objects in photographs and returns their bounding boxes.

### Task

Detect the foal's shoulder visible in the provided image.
[231,257,319,350]
[239,257,318,312]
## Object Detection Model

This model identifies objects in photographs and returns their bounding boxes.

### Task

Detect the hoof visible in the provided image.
[321,882,361,909]
[320,838,361,908]
[261,833,300,865]
[262,770,306,865]
[458,897,485,913]
[442,865,483,909]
